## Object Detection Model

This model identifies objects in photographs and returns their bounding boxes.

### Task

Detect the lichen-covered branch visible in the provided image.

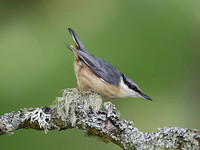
[0,89,199,149]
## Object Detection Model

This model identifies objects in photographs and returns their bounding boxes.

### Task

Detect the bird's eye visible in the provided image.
[131,86,137,91]
[131,86,141,93]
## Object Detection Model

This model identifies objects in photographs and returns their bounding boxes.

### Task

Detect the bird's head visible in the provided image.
[121,74,152,101]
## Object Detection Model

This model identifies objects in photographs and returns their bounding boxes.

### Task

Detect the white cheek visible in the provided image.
[120,79,138,97]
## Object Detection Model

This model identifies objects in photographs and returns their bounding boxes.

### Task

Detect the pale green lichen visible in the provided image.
[0,108,51,134]
[22,108,51,133]
[1,90,199,150]
[55,88,102,126]
[0,112,18,135]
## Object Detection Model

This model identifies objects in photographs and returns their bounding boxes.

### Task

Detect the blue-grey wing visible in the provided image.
[75,50,122,86]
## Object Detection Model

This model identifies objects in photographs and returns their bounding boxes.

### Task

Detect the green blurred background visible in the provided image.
[0,0,200,149]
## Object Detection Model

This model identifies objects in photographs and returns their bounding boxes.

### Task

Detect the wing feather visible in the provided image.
[67,45,122,86]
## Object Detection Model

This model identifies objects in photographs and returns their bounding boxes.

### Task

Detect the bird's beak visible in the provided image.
[68,28,87,52]
[139,93,153,101]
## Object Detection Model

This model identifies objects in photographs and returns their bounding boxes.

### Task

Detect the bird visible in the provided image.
[65,28,152,100]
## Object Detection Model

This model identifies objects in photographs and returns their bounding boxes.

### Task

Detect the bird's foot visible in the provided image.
[67,88,78,92]
[77,87,91,96]
[67,88,88,95]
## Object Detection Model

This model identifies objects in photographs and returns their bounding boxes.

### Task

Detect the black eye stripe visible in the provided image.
[130,85,141,93]
[121,74,141,93]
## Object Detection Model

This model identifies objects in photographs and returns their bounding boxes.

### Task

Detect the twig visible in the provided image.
[0,89,199,149]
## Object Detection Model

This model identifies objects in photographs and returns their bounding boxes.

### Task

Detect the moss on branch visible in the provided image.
[0,89,199,149]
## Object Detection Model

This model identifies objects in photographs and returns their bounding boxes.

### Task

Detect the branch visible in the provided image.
[0,89,199,149]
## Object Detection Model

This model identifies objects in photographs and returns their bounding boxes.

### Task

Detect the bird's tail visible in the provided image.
[67,28,87,53]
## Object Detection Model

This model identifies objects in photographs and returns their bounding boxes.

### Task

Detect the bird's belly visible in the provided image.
[75,61,125,99]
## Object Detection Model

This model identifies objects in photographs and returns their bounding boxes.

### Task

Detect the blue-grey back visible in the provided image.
[75,50,122,86]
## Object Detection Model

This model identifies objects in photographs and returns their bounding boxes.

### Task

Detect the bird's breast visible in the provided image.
[74,60,127,99]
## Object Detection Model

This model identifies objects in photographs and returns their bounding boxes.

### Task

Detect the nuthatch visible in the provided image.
[65,28,152,100]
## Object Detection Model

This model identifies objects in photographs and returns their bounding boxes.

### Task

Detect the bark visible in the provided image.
[0,89,199,150]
